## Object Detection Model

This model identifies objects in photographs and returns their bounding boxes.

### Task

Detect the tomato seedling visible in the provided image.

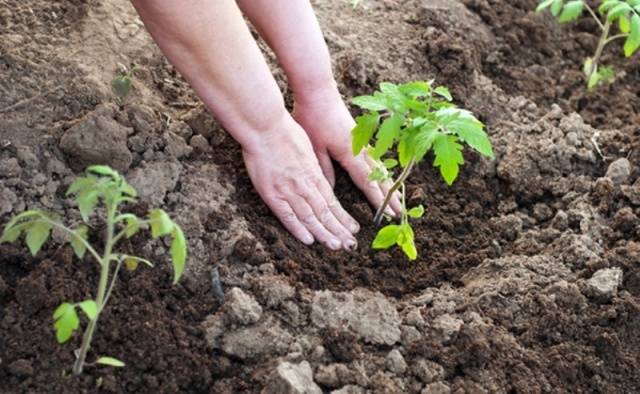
[351,81,494,260]
[536,0,640,89]
[111,65,136,101]
[0,165,187,374]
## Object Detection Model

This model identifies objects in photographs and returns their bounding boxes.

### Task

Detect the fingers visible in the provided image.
[315,177,360,234]
[267,198,314,246]
[339,152,403,217]
[316,152,336,187]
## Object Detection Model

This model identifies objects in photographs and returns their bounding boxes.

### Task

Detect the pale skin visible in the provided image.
[131,0,401,251]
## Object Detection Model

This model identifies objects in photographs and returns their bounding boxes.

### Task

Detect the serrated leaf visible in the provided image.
[148,209,174,239]
[352,95,387,111]
[53,302,79,344]
[413,122,439,162]
[558,0,584,22]
[599,0,621,14]
[372,225,401,249]
[624,14,640,56]
[351,113,380,155]
[373,114,403,159]
[407,205,425,218]
[397,134,414,167]
[96,356,125,368]
[2,210,42,232]
[120,214,141,238]
[434,86,453,101]
[170,225,187,284]
[0,224,23,243]
[66,176,96,197]
[433,134,464,186]
[448,118,494,158]
[25,220,52,256]
[77,189,99,222]
[120,181,137,198]
[70,225,88,259]
[78,300,98,321]
[398,81,431,97]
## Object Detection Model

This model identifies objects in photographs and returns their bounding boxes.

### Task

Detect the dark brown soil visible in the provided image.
[1,0,640,393]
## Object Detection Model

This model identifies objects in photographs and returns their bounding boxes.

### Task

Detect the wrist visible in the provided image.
[292,77,342,108]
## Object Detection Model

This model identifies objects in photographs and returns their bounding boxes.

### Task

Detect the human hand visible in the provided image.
[242,112,360,250]
[293,85,402,216]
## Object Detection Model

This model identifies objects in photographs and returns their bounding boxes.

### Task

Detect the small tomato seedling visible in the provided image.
[536,0,640,89]
[0,165,187,375]
[351,81,494,260]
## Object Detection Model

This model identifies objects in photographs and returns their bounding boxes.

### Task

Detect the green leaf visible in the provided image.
[87,165,119,180]
[2,210,42,232]
[551,0,564,16]
[624,14,640,57]
[122,255,154,271]
[399,238,418,260]
[66,176,96,197]
[25,220,52,256]
[352,95,387,111]
[447,118,494,158]
[70,225,88,259]
[536,0,555,12]
[53,302,80,344]
[120,180,137,198]
[397,134,414,167]
[111,75,132,99]
[434,86,453,101]
[398,81,431,97]
[170,225,187,284]
[383,159,398,169]
[413,122,439,162]
[78,300,98,321]
[148,209,174,239]
[407,205,425,218]
[373,114,403,159]
[599,0,621,14]
[368,167,389,182]
[77,188,99,222]
[558,0,584,22]
[120,214,141,238]
[351,113,380,155]
[433,134,464,186]
[372,225,402,249]
[607,2,631,21]
[588,68,601,89]
[96,356,125,368]
[620,15,631,33]
[0,224,24,243]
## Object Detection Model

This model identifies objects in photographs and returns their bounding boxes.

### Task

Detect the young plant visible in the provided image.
[351,81,494,260]
[0,165,187,375]
[111,64,136,101]
[536,0,640,89]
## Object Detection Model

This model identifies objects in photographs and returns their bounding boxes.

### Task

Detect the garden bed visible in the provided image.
[1,0,639,392]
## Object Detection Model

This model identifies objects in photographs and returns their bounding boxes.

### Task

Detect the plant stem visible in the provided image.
[43,219,103,265]
[587,19,611,83]
[400,183,407,225]
[585,4,605,31]
[373,158,415,228]
[72,204,117,375]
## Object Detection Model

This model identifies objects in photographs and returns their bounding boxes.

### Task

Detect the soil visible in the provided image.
[1,0,640,393]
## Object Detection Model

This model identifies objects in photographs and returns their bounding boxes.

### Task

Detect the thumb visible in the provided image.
[316,150,336,187]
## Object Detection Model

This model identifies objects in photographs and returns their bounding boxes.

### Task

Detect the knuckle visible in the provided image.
[319,206,333,224]
[280,212,298,225]
[301,213,317,226]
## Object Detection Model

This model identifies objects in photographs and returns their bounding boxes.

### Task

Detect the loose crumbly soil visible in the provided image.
[1,0,639,393]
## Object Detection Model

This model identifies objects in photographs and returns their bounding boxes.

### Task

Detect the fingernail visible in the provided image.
[350,222,360,233]
[303,235,314,245]
[344,239,358,251]
[328,239,341,250]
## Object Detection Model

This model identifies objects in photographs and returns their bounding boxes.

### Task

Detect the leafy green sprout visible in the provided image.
[351,81,494,260]
[536,0,640,89]
[111,65,136,101]
[0,165,187,375]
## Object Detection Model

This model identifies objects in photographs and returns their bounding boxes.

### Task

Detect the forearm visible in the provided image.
[236,0,338,103]
[131,0,287,151]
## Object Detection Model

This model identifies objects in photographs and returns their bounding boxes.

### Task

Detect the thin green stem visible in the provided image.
[587,19,611,84]
[72,202,118,375]
[400,183,407,225]
[373,158,415,228]
[605,33,628,45]
[101,260,122,312]
[585,3,605,31]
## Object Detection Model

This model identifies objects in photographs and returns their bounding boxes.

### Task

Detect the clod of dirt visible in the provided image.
[59,110,133,172]
[586,267,623,303]
[8,359,33,378]
[385,349,408,375]
[606,158,632,185]
[412,359,445,384]
[254,275,295,308]
[0,186,17,216]
[311,289,401,346]
[189,134,210,152]
[263,360,322,394]
[164,131,192,159]
[315,363,350,389]
[421,381,451,394]
[332,385,366,394]
[127,160,181,205]
[219,316,293,361]
[225,287,262,325]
